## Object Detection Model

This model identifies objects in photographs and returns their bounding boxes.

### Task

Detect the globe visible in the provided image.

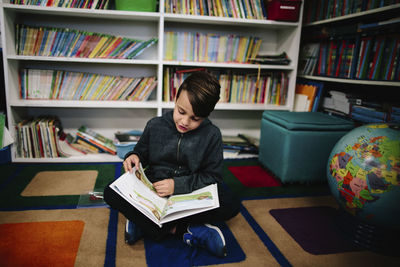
[327,123,400,231]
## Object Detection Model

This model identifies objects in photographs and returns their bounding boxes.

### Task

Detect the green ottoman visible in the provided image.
[259,111,354,183]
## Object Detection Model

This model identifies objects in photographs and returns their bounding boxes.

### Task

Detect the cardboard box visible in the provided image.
[267,0,302,22]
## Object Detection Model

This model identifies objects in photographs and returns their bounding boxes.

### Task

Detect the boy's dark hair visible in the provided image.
[176,71,221,118]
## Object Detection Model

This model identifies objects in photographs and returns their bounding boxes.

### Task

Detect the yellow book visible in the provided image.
[93,76,114,100]
[163,68,170,101]
[99,36,121,58]
[86,74,107,100]
[236,36,248,63]
[128,77,148,101]
[92,75,112,100]
[135,77,156,101]
[250,38,262,60]
[24,27,35,56]
[245,37,254,62]
[107,77,128,100]
[88,35,109,58]
[101,76,122,100]
[79,74,99,100]
[215,0,223,17]
[112,77,133,100]
[77,139,100,153]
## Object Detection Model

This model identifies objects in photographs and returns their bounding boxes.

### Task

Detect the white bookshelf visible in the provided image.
[1,1,304,162]
[300,2,400,88]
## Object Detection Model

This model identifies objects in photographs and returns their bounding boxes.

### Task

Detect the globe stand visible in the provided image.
[334,207,399,257]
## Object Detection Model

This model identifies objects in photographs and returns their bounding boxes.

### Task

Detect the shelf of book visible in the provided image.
[2,1,303,162]
[303,1,400,26]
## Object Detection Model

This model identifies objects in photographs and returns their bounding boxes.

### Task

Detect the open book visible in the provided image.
[110,164,219,227]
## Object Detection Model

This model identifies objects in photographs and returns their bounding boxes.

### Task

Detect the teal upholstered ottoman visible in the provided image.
[259,111,354,183]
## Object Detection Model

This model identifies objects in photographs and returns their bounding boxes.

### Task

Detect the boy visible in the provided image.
[104,71,240,257]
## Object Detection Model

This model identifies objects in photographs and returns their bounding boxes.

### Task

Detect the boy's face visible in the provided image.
[173,90,204,134]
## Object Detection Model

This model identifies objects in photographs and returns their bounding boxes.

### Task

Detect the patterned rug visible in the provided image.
[0,160,399,266]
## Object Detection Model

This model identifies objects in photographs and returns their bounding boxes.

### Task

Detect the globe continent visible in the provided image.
[327,124,400,230]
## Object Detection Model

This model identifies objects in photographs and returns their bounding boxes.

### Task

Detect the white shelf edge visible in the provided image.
[163,13,299,28]
[12,154,122,163]
[7,56,159,65]
[163,61,294,70]
[2,3,160,21]
[303,3,400,26]
[161,101,290,111]
[9,100,159,108]
[299,75,400,87]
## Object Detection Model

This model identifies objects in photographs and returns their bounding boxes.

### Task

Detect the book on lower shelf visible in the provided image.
[77,126,116,155]
[19,68,157,101]
[163,67,289,105]
[110,163,219,227]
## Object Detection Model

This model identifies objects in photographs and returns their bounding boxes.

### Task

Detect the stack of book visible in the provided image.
[350,105,388,123]
[223,134,259,157]
[294,81,324,112]
[249,52,291,65]
[165,0,267,20]
[322,90,351,116]
[76,126,116,155]
[163,31,262,63]
[298,43,320,76]
[19,68,157,101]
[389,106,400,123]
[163,67,289,106]
[14,116,66,158]
[10,0,112,9]
[16,24,157,59]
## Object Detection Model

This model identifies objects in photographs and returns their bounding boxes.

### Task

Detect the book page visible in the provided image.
[110,169,167,225]
[159,184,219,224]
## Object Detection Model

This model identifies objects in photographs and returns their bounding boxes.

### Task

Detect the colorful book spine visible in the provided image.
[15,24,157,60]
[19,68,157,102]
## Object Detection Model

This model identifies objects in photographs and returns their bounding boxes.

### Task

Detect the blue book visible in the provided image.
[50,29,64,56]
[350,34,361,79]
[389,113,400,123]
[70,33,86,57]
[37,28,48,56]
[392,106,400,115]
[58,30,75,57]
[352,105,388,120]
[311,82,324,112]
[351,112,386,123]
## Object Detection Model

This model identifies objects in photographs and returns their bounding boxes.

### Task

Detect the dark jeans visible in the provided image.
[103,181,241,241]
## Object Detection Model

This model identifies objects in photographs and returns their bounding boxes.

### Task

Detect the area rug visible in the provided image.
[228,165,281,187]
[0,160,399,266]
[242,196,400,266]
[0,163,116,210]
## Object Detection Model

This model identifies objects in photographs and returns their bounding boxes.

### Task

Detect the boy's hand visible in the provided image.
[123,154,140,173]
[153,179,174,197]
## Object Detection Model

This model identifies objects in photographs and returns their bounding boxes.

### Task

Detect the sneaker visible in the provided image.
[125,220,144,245]
[183,224,227,257]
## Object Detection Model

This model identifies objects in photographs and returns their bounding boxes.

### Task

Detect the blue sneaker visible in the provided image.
[125,220,144,245]
[183,224,227,257]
